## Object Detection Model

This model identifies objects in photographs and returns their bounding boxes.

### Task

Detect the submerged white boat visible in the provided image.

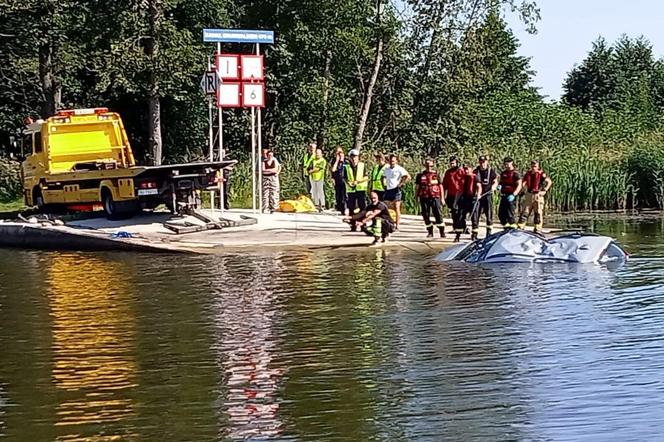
[436,230,628,264]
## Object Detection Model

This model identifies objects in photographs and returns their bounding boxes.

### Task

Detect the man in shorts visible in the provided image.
[382,154,411,229]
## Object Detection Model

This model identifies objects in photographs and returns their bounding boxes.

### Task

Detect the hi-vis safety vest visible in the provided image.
[309,157,327,181]
[345,162,367,193]
[302,153,315,176]
[370,164,388,191]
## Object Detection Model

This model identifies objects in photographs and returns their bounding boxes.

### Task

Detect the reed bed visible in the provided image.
[229,136,664,213]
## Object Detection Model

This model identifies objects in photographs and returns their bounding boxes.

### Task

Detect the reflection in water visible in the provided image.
[0,383,5,436]
[208,253,287,439]
[45,253,137,441]
[2,215,664,440]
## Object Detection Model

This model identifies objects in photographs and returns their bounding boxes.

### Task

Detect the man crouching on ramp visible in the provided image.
[344,190,396,247]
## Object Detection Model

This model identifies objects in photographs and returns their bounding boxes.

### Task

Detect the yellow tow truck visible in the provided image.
[20,107,233,219]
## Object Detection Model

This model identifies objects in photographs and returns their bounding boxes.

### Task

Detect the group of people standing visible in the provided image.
[303,143,411,226]
[269,143,553,246]
[415,155,553,242]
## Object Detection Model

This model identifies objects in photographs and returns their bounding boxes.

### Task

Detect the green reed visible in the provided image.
[228,135,664,213]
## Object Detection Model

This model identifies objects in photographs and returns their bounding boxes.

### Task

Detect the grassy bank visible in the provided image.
[0,199,25,213]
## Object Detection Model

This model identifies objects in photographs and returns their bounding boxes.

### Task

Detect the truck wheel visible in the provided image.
[102,190,118,219]
[102,190,137,220]
[33,188,52,213]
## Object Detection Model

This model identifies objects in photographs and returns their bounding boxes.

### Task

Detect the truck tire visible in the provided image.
[33,187,54,213]
[102,189,138,220]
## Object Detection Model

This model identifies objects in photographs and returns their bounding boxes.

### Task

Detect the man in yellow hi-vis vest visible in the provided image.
[308,148,327,212]
[369,153,388,200]
[302,142,316,195]
[344,149,368,230]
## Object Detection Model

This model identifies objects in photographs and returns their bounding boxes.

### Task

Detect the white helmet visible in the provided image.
[349,149,360,157]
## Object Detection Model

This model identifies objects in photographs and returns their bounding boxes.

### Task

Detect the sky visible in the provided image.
[507,0,664,100]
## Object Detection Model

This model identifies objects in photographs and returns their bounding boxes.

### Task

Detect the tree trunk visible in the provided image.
[317,50,332,150]
[148,84,162,165]
[147,0,162,165]
[38,42,59,117]
[353,37,383,152]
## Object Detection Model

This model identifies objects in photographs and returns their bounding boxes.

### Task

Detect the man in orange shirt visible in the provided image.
[442,156,467,242]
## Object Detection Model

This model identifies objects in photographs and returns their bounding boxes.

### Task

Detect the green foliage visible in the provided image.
[3,1,664,214]
[625,136,664,209]
[0,158,22,203]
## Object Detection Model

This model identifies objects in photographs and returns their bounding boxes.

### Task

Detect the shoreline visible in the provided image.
[0,209,514,254]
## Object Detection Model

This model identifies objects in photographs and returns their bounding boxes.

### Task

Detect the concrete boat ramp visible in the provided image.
[0,209,483,254]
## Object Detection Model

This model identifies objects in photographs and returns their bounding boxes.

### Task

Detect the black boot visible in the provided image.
[426,226,434,238]
[454,233,461,243]
[439,226,446,238]
[471,231,478,241]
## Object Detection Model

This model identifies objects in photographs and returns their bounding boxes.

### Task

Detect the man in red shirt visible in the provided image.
[415,158,445,238]
[498,157,522,229]
[518,160,553,233]
[442,156,467,242]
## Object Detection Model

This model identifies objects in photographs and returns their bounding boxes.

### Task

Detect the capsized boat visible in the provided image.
[436,230,628,264]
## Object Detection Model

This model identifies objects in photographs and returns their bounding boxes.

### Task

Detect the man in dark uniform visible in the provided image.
[442,155,467,242]
[498,157,522,229]
[343,190,396,246]
[471,155,498,239]
[415,158,445,238]
[330,146,347,215]
[461,163,477,237]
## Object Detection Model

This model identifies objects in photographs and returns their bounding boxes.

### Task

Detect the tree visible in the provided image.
[84,0,230,163]
[0,1,85,120]
[563,35,658,124]
[403,3,539,154]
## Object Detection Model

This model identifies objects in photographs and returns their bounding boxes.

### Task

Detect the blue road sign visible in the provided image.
[203,29,274,44]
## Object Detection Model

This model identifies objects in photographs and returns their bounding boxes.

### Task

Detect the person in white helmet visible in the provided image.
[343,149,368,230]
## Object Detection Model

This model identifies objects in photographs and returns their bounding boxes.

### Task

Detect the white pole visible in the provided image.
[251,107,257,213]
[256,43,263,213]
[208,54,215,212]
[217,42,225,215]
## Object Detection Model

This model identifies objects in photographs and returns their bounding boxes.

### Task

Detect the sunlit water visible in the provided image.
[1,214,664,440]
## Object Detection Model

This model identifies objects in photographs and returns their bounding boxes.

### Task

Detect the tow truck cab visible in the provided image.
[22,108,136,206]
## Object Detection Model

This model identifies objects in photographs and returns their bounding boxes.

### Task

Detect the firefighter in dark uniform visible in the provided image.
[461,164,477,237]
[498,157,522,229]
[518,160,553,232]
[415,158,445,238]
[471,155,498,239]
[442,156,467,242]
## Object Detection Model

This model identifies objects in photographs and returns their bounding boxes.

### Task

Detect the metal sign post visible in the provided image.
[256,43,263,213]
[217,42,225,215]
[202,29,273,216]
[202,57,216,212]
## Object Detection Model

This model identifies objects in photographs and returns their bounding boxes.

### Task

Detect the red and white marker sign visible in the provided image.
[216,54,240,80]
[212,53,266,108]
[217,82,241,107]
[242,83,265,107]
[240,55,264,81]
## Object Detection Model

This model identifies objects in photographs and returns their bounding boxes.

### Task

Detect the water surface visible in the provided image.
[1,215,664,440]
